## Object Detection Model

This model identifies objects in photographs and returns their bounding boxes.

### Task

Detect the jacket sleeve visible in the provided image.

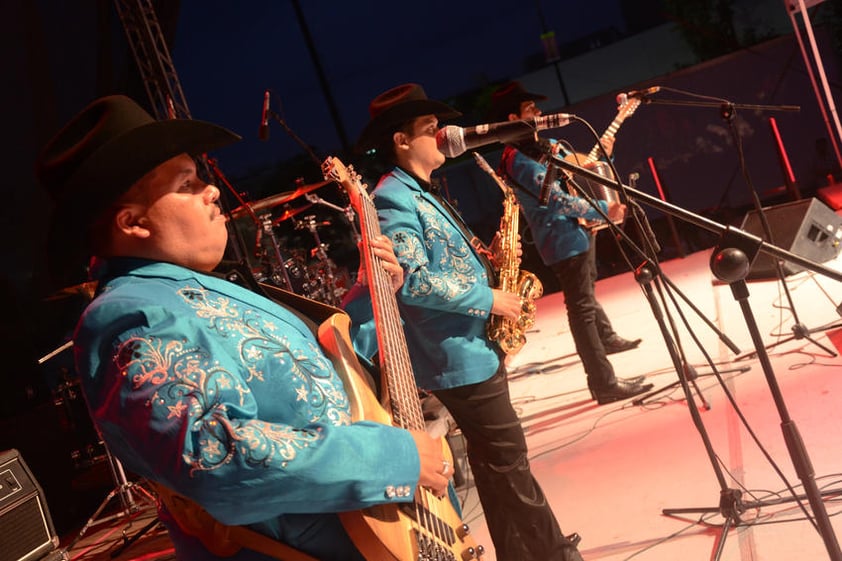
[503,145,608,222]
[74,293,420,527]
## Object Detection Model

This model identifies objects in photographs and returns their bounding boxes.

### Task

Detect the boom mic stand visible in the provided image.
[551,153,842,561]
[543,132,743,411]
[639,91,837,359]
[605,172,751,407]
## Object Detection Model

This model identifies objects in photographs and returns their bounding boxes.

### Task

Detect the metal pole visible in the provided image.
[786,0,842,172]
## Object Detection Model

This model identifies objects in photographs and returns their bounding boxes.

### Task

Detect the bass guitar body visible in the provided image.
[317,147,484,561]
[317,313,477,561]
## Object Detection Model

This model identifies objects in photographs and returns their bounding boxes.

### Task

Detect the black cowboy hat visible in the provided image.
[35,95,241,284]
[356,83,461,152]
[488,80,548,121]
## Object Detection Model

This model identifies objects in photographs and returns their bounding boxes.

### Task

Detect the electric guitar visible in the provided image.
[563,95,641,230]
[318,156,482,561]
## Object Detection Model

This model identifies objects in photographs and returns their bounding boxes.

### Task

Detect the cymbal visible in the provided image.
[45,280,98,302]
[272,204,314,226]
[230,180,332,219]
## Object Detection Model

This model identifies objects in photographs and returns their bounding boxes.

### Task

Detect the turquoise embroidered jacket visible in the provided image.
[500,141,610,265]
[73,258,419,560]
[345,167,500,391]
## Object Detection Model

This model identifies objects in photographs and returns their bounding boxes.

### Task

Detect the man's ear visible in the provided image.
[507,113,520,122]
[114,205,151,239]
[393,131,410,149]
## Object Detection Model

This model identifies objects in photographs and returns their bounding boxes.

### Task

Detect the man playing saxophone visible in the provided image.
[345,83,585,561]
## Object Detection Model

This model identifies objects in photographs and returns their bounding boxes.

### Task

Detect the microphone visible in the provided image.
[538,143,561,206]
[258,90,271,141]
[539,160,560,206]
[436,112,574,158]
[625,86,660,99]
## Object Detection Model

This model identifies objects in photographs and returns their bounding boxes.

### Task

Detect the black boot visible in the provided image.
[590,380,654,405]
[602,335,642,354]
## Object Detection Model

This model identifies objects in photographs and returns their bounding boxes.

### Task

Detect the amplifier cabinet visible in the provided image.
[0,449,58,561]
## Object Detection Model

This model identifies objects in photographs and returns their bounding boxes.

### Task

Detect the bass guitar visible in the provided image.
[318,156,483,561]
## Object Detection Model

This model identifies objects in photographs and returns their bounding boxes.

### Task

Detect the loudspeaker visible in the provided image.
[739,198,842,279]
[0,449,59,561]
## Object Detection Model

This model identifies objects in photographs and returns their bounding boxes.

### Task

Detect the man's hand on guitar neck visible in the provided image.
[355,235,405,292]
[411,430,452,498]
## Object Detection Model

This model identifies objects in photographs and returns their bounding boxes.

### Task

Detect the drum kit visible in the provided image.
[228,177,360,307]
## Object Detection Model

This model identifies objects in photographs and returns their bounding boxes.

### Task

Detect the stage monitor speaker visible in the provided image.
[0,449,59,561]
[739,198,842,279]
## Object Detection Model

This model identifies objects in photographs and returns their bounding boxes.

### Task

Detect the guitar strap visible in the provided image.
[499,142,600,227]
[149,481,320,561]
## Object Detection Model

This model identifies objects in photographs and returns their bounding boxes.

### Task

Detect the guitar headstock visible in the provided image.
[322,155,353,184]
[616,95,641,121]
[322,156,367,210]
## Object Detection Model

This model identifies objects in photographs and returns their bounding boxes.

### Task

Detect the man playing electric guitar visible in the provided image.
[492,81,652,405]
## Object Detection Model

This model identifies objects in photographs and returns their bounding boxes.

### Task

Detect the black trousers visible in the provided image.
[550,239,617,390]
[434,366,577,560]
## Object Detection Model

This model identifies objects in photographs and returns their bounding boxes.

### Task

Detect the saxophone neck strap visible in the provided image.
[420,175,497,283]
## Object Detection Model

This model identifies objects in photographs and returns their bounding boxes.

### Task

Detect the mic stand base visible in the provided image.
[737,320,839,361]
[632,363,753,408]
[632,262,738,559]
[700,235,842,561]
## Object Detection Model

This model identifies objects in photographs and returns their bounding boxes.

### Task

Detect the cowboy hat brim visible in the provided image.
[356,98,461,152]
[58,118,240,206]
[489,86,548,121]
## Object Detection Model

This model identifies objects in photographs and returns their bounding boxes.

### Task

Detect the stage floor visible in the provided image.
[58,248,842,561]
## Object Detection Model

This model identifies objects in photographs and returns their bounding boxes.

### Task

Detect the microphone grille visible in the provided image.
[436,126,466,158]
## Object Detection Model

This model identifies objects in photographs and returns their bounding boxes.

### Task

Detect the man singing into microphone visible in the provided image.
[346,83,585,561]
[490,80,652,405]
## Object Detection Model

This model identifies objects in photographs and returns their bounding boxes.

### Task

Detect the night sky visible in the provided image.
[171,0,634,176]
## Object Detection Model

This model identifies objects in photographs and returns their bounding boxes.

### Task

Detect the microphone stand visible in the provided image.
[550,154,842,561]
[542,137,743,411]
[205,158,257,262]
[638,92,838,359]
[265,106,323,168]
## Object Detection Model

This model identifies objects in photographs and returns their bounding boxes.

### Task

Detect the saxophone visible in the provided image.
[473,152,544,355]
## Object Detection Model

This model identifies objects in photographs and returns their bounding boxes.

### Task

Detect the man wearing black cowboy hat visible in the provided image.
[490,81,649,405]
[35,94,455,561]
[345,83,585,561]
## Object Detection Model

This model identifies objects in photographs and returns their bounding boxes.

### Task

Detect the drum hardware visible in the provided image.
[271,203,314,226]
[64,441,158,556]
[38,340,74,365]
[294,214,346,306]
[254,212,296,291]
[51,377,107,471]
[304,192,361,244]
[229,179,333,220]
